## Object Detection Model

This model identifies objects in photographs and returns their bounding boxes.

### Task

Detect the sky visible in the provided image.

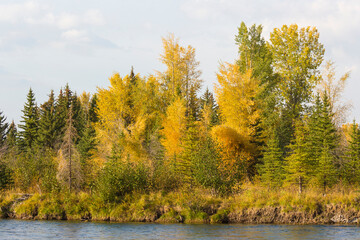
[0,0,359,124]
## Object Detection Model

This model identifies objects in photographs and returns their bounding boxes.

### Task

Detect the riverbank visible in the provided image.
[1,185,360,224]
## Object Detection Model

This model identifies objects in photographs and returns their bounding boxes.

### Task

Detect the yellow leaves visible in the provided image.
[161,97,187,158]
[97,73,127,131]
[212,62,261,181]
[211,125,255,155]
[211,125,254,181]
[215,62,260,142]
[96,72,153,164]
[159,33,202,101]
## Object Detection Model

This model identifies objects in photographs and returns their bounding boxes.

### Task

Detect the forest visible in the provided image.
[0,22,358,208]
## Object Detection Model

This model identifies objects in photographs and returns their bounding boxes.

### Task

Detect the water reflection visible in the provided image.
[0,220,360,240]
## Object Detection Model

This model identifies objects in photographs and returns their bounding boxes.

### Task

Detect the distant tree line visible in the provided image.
[0,23,357,200]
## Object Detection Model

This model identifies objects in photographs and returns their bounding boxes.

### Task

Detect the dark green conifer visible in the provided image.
[259,133,284,188]
[5,121,17,148]
[0,110,9,147]
[38,90,57,149]
[19,88,39,149]
[344,120,360,184]
[200,88,219,126]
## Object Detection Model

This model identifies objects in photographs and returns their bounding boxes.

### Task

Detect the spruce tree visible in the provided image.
[0,110,8,147]
[314,92,338,189]
[317,143,337,191]
[56,85,72,141]
[71,94,86,141]
[178,118,198,186]
[38,90,57,149]
[19,88,39,149]
[89,94,99,124]
[285,120,311,194]
[344,120,360,184]
[5,121,17,148]
[307,94,323,169]
[200,88,219,126]
[259,133,284,188]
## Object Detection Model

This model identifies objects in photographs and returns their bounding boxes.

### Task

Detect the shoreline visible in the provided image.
[1,190,360,225]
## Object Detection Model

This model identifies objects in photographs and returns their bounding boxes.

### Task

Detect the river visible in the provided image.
[1,219,360,239]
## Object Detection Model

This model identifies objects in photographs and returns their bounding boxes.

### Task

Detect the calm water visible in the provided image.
[1,219,360,240]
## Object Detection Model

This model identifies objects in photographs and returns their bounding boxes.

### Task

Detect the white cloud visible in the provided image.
[0,1,41,23]
[57,13,80,29]
[0,2,105,30]
[83,9,105,26]
[61,29,89,42]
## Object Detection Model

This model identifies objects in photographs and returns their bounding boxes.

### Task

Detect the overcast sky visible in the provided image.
[0,0,359,124]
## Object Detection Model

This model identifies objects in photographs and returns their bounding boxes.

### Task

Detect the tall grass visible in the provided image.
[1,184,360,223]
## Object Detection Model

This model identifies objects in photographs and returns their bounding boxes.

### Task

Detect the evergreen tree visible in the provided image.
[38,90,58,149]
[178,119,198,185]
[71,94,86,141]
[307,92,338,187]
[319,92,338,150]
[200,88,219,126]
[317,143,337,191]
[56,85,73,141]
[19,88,39,149]
[307,94,323,168]
[285,120,311,194]
[5,121,17,148]
[89,94,99,124]
[344,120,360,184]
[77,124,97,189]
[0,110,8,147]
[259,133,284,188]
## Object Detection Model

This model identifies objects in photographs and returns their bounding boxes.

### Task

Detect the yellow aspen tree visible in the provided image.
[159,34,202,108]
[96,72,147,164]
[161,97,187,161]
[215,63,260,141]
[213,62,260,181]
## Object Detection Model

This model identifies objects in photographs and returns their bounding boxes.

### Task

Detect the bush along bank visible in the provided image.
[2,186,360,224]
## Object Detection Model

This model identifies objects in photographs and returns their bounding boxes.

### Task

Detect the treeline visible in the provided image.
[0,23,357,200]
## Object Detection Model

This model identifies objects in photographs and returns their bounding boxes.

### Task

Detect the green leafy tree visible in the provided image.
[269,24,325,150]
[235,21,274,87]
[269,24,325,118]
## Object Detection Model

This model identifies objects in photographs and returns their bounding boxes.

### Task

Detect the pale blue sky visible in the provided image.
[0,0,359,123]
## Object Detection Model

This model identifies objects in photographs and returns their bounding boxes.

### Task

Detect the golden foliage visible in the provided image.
[211,125,255,180]
[215,62,260,142]
[95,72,150,164]
[161,97,187,158]
[159,33,202,101]
[213,62,261,180]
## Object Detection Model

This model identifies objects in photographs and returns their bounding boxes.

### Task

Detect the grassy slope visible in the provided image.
[2,184,360,224]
